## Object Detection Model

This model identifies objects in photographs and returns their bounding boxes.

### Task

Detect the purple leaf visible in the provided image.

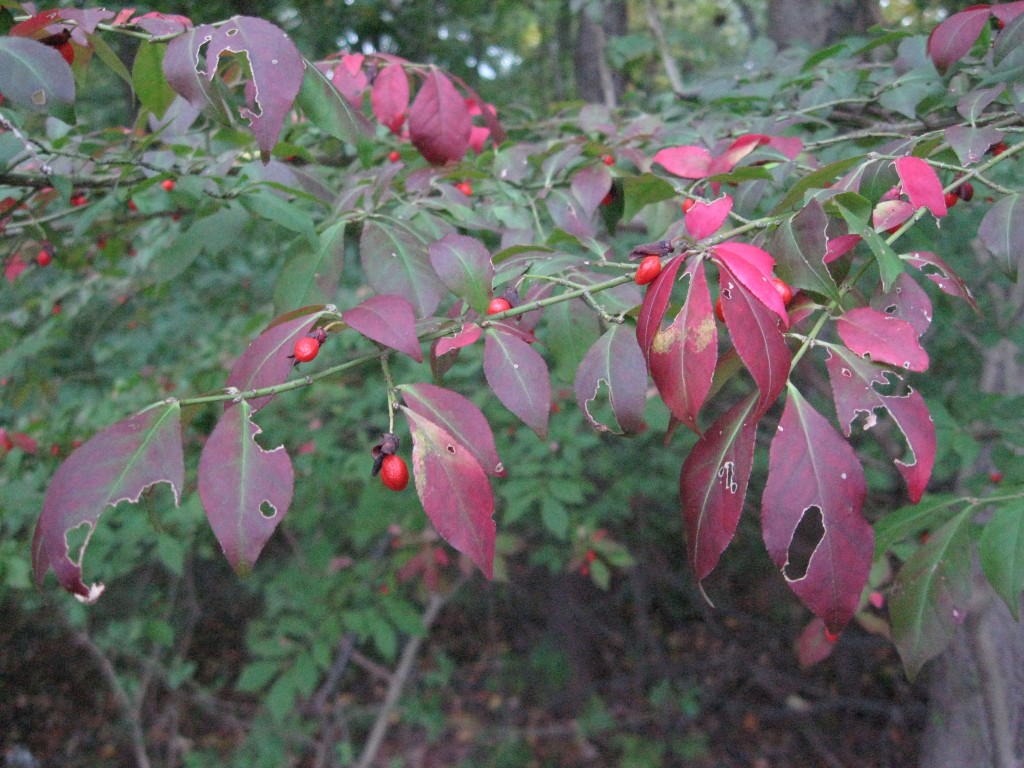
[342,294,423,362]
[434,322,482,357]
[956,83,1005,122]
[399,382,504,477]
[371,62,409,133]
[652,145,712,179]
[978,193,1024,277]
[762,386,872,634]
[130,11,193,36]
[894,156,947,218]
[484,327,551,439]
[927,6,991,72]
[32,404,184,601]
[0,37,75,115]
[360,219,445,317]
[408,69,471,165]
[647,260,717,433]
[825,345,936,503]
[903,250,978,309]
[427,234,494,314]
[680,392,759,580]
[164,16,304,160]
[571,164,613,219]
[945,125,1005,166]
[225,305,328,412]
[574,323,647,435]
[685,195,732,240]
[402,407,496,578]
[767,200,840,301]
[198,400,293,575]
[836,306,929,373]
[870,272,932,337]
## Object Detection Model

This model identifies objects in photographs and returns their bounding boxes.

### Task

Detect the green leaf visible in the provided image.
[149,205,249,283]
[241,189,318,247]
[132,41,176,119]
[831,194,904,291]
[620,173,676,224]
[873,494,961,556]
[770,155,863,214]
[295,59,374,147]
[768,199,841,301]
[541,496,569,539]
[978,499,1024,620]
[89,33,133,89]
[0,36,75,120]
[273,220,346,313]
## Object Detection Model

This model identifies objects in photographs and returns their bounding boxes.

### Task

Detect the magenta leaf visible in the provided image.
[708,134,765,175]
[647,260,717,433]
[401,407,496,578]
[326,54,367,106]
[371,62,409,133]
[796,617,838,669]
[360,219,445,317]
[713,243,787,322]
[571,164,613,219]
[399,382,504,477]
[685,195,732,240]
[225,305,329,413]
[408,69,471,165]
[718,265,791,415]
[484,327,551,439]
[894,156,947,218]
[903,251,977,309]
[652,145,712,178]
[342,294,423,362]
[957,83,1005,122]
[835,306,929,373]
[163,16,304,159]
[574,323,647,435]
[927,5,991,72]
[434,322,482,357]
[870,273,932,337]
[427,234,494,314]
[680,392,759,581]
[198,400,293,576]
[636,254,685,360]
[872,199,915,232]
[767,200,840,301]
[978,193,1024,277]
[824,233,861,264]
[762,386,872,634]
[32,404,184,601]
[825,345,935,503]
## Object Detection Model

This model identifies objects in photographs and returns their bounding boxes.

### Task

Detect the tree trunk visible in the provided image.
[767,0,881,49]
[574,0,627,106]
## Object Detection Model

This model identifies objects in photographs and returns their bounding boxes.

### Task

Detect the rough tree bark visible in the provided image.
[574,0,627,106]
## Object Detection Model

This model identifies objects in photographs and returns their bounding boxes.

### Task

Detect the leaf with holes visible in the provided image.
[685,195,732,240]
[903,251,977,309]
[768,200,841,302]
[895,156,947,219]
[836,306,929,373]
[927,5,991,72]
[680,392,759,581]
[428,234,494,315]
[32,403,184,601]
[889,509,973,679]
[371,62,409,133]
[870,273,932,337]
[342,294,423,362]
[484,327,551,439]
[574,323,647,435]
[225,305,329,412]
[652,145,712,179]
[399,382,504,477]
[647,260,717,433]
[713,243,787,322]
[762,385,871,634]
[360,219,444,317]
[978,193,1024,278]
[163,16,304,160]
[0,37,75,119]
[825,345,935,503]
[402,407,495,577]
[408,69,471,164]
[979,499,1024,620]
[199,400,294,575]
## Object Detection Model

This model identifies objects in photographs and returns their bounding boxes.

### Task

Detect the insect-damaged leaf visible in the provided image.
[408,69,471,165]
[825,345,935,503]
[484,326,551,439]
[342,294,423,362]
[0,37,75,119]
[646,260,717,433]
[680,392,759,581]
[836,306,929,373]
[360,219,444,317]
[163,16,304,160]
[637,254,684,360]
[428,233,494,315]
[371,62,410,134]
[685,195,732,240]
[32,403,184,601]
[870,272,932,338]
[762,386,872,634]
[399,382,504,477]
[712,242,787,322]
[903,250,977,309]
[225,305,329,412]
[574,323,647,435]
[198,400,294,576]
[401,406,495,578]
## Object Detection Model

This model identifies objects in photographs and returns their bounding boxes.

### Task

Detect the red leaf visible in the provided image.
[408,69,471,165]
[762,387,872,634]
[927,5,991,72]
[198,400,293,575]
[402,407,495,578]
[825,346,936,503]
[685,194,732,240]
[32,404,184,600]
[400,382,504,477]
[574,323,647,435]
[870,273,932,337]
[484,327,551,439]
[371,62,409,132]
[434,322,482,357]
[796,617,838,669]
[328,54,368,106]
[9,10,64,38]
[225,305,329,412]
[647,260,717,433]
[824,233,860,264]
[9,432,38,454]
[637,254,686,361]
[872,199,915,232]
[427,233,494,314]
[718,265,791,415]
[709,134,765,175]
[894,156,947,218]
[903,250,977,309]
[835,306,929,373]
[680,393,759,580]
[342,294,423,362]
[652,145,712,179]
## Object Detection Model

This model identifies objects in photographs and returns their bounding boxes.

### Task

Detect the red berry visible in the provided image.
[714,295,725,322]
[292,336,320,363]
[602,154,615,166]
[991,141,1008,156]
[57,42,74,66]
[51,303,61,316]
[990,471,1004,484]
[824,628,840,644]
[388,150,401,163]
[600,191,614,206]
[634,255,662,285]
[455,181,473,196]
[36,249,52,267]
[161,179,176,191]
[380,454,409,491]
[585,549,597,563]
[958,182,974,201]
[580,564,590,576]
[50,443,60,457]
[487,297,512,315]
[127,199,138,212]
[944,191,958,208]
[771,276,793,306]
[682,198,696,213]
[70,193,87,207]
